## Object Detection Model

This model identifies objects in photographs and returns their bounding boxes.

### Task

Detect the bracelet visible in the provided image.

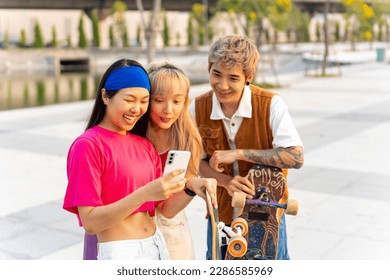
[184,185,196,197]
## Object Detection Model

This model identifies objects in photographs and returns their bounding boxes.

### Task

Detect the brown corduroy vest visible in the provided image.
[195,85,288,223]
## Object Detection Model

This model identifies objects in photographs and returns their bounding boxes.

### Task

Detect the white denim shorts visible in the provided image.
[97,227,170,260]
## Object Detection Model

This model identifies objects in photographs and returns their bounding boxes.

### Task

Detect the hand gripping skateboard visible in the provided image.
[225,165,298,260]
[206,191,249,259]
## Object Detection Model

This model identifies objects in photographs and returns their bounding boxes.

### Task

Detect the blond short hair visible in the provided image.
[208,34,259,80]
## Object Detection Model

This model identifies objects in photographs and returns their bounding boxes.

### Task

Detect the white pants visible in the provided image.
[97,227,170,260]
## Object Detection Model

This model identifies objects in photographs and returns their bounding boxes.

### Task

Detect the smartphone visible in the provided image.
[163,150,191,183]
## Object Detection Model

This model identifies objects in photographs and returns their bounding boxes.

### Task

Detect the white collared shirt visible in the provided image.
[210,85,252,145]
[189,86,303,174]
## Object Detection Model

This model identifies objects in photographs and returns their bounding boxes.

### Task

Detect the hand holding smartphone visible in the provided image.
[163,150,191,183]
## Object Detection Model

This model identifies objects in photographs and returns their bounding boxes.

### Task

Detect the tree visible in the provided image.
[78,12,88,48]
[4,31,10,48]
[370,2,386,42]
[175,32,181,46]
[109,25,115,47]
[51,25,58,48]
[322,0,330,76]
[122,25,129,48]
[216,0,275,49]
[334,21,341,42]
[191,3,207,46]
[66,35,72,48]
[136,24,142,46]
[315,22,322,42]
[342,0,375,50]
[33,20,44,48]
[187,13,194,47]
[287,5,310,44]
[112,0,129,48]
[162,11,170,47]
[91,9,101,48]
[136,0,161,62]
[19,29,27,47]
[268,0,292,49]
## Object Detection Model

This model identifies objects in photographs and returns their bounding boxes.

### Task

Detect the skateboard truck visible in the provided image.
[233,188,299,216]
[206,191,248,259]
[217,218,249,258]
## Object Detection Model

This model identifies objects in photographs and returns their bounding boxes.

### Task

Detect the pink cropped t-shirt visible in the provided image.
[63,126,162,225]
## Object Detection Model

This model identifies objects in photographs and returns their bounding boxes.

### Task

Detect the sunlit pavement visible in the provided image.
[0,46,389,260]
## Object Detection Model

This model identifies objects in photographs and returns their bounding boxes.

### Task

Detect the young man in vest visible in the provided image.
[189,34,304,260]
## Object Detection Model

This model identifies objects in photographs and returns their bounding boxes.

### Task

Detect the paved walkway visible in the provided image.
[0,48,389,260]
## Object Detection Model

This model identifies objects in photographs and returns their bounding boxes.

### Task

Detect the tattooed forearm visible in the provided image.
[242,146,304,169]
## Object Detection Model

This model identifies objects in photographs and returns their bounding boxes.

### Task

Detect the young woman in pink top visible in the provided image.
[63,58,216,260]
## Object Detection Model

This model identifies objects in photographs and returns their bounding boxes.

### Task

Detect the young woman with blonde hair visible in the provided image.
[145,61,210,259]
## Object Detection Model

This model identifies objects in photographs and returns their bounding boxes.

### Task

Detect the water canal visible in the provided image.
[0,49,310,111]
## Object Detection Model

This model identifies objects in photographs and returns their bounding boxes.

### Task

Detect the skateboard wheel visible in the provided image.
[228,236,247,257]
[231,218,248,236]
[285,200,299,215]
[232,192,246,208]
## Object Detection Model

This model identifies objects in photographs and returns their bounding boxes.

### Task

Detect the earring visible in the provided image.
[246,81,250,86]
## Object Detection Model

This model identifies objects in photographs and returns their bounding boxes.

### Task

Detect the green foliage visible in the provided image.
[78,12,88,48]
[122,25,129,48]
[112,0,127,14]
[66,35,72,48]
[208,23,215,42]
[342,0,376,42]
[136,24,141,47]
[4,31,9,48]
[68,79,74,99]
[51,25,58,48]
[215,0,278,47]
[315,22,321,42]
[163,13,170,47]
[54,81,60,103]
[92,9,101,48]
[80,78,88,100]
[36,80,46,105]
[23,85,29,106]
[269,0,291,32]
[175,32,181,47]
[334,22,340,42]
[33,21,45,48]
[265,28,271,43]
[190,4,207,46]
[285,4,309,43]
[19,29,27,47]
[377,21,383,41]
[109,25,115,47]
[111,0,128,48]
[187,14,194,47]
[199,26,205,45]
[216,0,274,30]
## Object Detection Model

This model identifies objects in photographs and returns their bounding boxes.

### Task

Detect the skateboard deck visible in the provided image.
[206,191,222,260]
[225,165,297,260]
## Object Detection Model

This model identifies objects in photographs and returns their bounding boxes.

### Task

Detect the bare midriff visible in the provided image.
[97,211,156,242]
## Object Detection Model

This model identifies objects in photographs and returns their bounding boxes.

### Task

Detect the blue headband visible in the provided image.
[104,66,151,91]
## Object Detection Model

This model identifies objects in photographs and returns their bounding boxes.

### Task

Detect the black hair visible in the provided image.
[85,58,150,137]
